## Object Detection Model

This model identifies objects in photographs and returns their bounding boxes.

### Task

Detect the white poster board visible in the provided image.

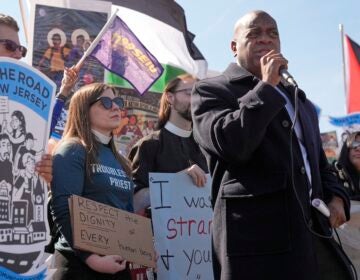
[149,172,214,280]
[0,57,55,279]
[337,200,360,273]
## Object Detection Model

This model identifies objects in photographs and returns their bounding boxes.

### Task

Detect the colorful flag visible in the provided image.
[329,113,360,127]
[98,0,207,93]
[344,35,360,113]
[90,16,163,95]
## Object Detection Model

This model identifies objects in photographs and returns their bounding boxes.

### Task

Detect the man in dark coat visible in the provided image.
[191,10,353,280]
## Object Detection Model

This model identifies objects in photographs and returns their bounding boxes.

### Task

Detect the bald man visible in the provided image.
[191,10,353,280]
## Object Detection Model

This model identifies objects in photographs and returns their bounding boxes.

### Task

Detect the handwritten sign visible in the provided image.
[69,195,156,268]
[149,173,214,280]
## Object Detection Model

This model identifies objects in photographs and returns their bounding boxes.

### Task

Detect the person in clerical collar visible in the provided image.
[129,74,208,216]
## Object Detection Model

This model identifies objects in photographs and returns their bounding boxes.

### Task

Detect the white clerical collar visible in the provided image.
[92,129,112,144]
[164,122,192,138]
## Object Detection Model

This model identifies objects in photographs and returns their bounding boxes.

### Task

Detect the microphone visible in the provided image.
[311,198,330,218]
[279,67,298,87]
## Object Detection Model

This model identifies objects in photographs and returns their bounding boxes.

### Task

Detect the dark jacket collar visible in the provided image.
[223,63,307,102]
[223,63,253,81]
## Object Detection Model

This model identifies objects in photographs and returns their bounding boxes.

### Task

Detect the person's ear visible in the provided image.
[231,40,238,57]
[166,91,174,106]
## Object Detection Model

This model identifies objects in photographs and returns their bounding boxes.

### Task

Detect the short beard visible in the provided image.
[178,109,192,122]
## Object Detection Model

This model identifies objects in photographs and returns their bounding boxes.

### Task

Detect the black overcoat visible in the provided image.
[191,63,351,280]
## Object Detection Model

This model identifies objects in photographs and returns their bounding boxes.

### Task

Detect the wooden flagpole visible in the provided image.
[75,9,119,70]
[18,0,29,44]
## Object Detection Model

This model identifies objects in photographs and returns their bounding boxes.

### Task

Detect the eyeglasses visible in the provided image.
[90,96,124,110]
[0,39,27,57]
[349,141,360,149]
[172,88,192,96]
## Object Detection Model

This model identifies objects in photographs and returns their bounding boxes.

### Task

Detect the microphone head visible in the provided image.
[279,67,298,87]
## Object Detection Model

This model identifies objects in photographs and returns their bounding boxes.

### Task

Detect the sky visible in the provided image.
[2,0,360,135]
[176,0,360,135]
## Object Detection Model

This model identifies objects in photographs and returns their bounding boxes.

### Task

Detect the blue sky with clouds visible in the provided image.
[3,0,360,134]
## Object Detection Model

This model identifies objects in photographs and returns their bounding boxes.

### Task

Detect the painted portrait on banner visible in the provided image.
[0,57,55,278]
[113,88,161,156]
[28,0,112,91]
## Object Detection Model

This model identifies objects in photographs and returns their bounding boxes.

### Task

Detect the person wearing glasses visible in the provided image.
[0,13,53,183]
[128,74,208,215]
[0,15,27,59]
[0,37,27,59]
[51,83,133,279]
[336,131,360,200]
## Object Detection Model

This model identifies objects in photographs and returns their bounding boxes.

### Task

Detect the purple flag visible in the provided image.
[90,16,163,95]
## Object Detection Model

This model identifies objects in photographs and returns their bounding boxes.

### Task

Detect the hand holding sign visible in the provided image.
[149,172,214,280]
[185,164,207,187]
[69,195,156,268]
[85,254,127,274]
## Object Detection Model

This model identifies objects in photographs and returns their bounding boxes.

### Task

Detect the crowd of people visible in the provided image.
[1,9,360,280]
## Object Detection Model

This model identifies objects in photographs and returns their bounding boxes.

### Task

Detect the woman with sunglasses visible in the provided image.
[51,83,133,279]
[335,131,360,201]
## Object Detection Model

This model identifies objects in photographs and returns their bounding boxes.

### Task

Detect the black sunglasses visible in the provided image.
[90,96,124,109]
[0,39,27,57]
[350,140,360,150]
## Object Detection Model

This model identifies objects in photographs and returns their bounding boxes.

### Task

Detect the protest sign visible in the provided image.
[149,172,214,280]
[69,195,156,268]
[0,57,55,278]
[337,201,360,273]
[29,0,111,90]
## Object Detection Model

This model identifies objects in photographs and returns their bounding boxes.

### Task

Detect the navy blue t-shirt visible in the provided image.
[52,140,134,261]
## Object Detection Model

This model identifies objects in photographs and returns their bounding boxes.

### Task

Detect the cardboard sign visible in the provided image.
[0,57,55,279]
[69,195,156,268]
[149,173,214,280]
